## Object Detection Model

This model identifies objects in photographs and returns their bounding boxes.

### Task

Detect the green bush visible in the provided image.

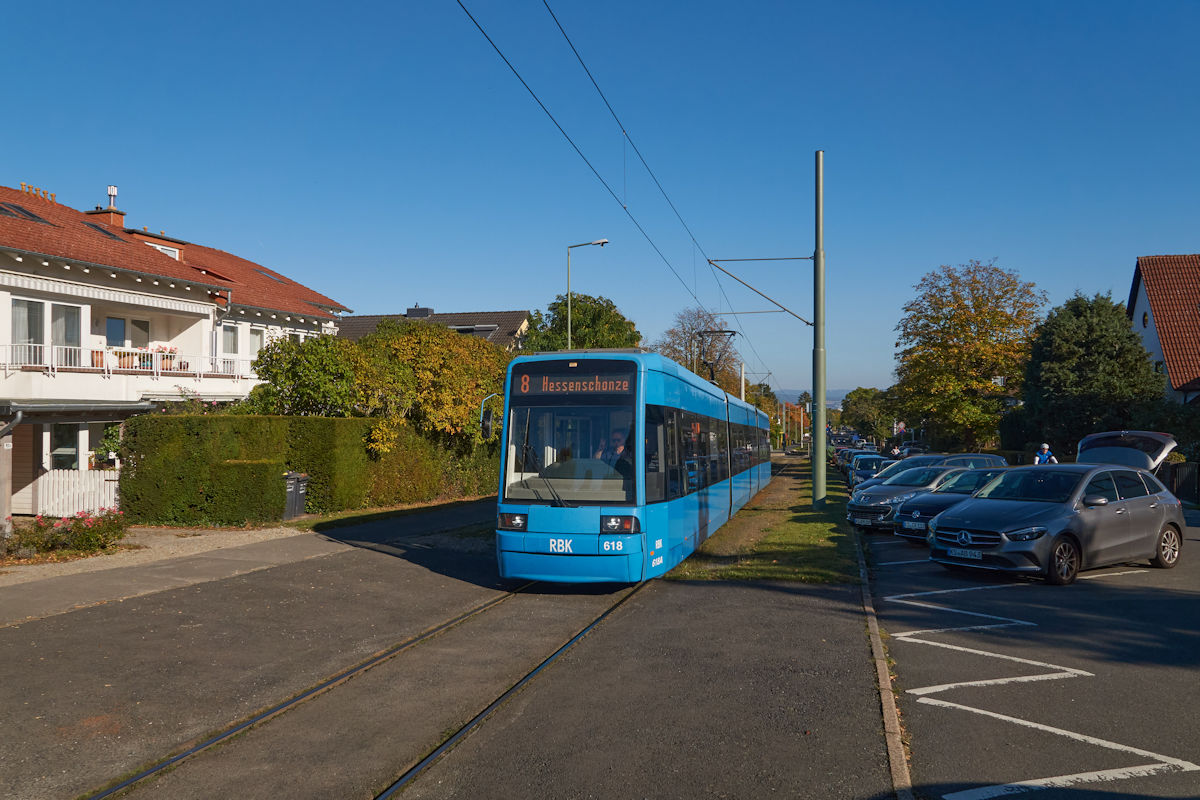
[286,417,371,513]
[120,414,500,525]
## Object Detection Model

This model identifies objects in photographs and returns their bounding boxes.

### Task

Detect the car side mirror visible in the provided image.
[481,407,494,440]
[1082,494,1108,507]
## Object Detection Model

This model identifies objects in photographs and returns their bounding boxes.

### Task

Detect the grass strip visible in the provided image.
[667,457,859,583]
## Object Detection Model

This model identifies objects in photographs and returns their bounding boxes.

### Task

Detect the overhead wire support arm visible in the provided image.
[706,259,813,326]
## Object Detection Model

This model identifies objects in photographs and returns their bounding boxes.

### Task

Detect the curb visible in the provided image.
[854,529,915,800]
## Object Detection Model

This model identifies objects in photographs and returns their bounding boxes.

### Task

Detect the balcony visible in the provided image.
[3,344,258,381]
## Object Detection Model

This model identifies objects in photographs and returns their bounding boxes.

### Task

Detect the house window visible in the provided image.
[12,299,81,365]
[131,319,150,349]
[144,242,180,260]
[1142,312,1149,328]
[106,317,150,348]
[51,305,81,366]
[106,317,126,348]
[12,299,44,363]
[249,328,265,358]
[222,324,239,354]
[50,424,79,470]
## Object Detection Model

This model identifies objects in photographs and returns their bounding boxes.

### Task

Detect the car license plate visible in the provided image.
[902,521,925,530]
[947,547,982,560]
[853,517,872,525]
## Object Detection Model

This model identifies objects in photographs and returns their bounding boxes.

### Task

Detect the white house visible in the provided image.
[1127,254,1200,405]
[0,183,350,521]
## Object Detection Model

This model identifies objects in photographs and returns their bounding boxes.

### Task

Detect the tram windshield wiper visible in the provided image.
[519,441,574,508]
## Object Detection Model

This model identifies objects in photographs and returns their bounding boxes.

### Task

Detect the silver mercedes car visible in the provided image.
[927,463,1184,584]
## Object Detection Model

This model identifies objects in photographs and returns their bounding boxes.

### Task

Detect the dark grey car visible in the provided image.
[893,467,1009,542]
[928,464,1184,584]
[847,465,965,530]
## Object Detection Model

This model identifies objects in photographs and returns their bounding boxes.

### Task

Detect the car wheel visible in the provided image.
[1046,536,1080,585]
[1149,525,1181,569]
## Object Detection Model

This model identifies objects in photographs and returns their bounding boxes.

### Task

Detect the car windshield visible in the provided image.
[873,460,916,481]
[975,469,1083,503]
[883,467,947,487]
[935,468,1005,495]
[855,456,884,470]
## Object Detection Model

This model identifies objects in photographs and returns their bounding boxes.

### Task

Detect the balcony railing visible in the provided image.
[2,345,258,380]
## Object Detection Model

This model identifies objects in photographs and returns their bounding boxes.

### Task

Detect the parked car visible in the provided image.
[893,467,1009,543]
[847,466,966,530]
[854,453,948,491]
[927,464,1184,584]
[837,447,877,473]
[849,455,893,488]
[1076,430,1177,473]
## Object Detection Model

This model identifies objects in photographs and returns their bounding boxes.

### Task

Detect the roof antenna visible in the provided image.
[107,185,118,209]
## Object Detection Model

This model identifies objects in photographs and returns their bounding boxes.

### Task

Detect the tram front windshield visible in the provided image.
[504,361,637,506]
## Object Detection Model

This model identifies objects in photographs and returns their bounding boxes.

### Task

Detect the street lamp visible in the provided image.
[566,238,608,349]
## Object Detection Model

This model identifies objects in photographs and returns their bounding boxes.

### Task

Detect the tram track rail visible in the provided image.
[375,581,647,798]
[84,581,538,800]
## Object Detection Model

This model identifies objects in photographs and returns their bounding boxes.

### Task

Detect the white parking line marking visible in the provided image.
[943,763,1188,800]
[884,578,1199,798]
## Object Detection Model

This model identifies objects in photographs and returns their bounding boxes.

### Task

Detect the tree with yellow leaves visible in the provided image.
[891,260,1046,449]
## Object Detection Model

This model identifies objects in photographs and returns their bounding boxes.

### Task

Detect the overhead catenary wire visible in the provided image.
[458,1,789,398]
[540,0,784,389]
[455,0,705,313]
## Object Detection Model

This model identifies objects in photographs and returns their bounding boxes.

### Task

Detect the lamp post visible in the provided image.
[566,239,608,349]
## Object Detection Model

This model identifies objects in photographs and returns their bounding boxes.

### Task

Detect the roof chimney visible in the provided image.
[84,184,126,228]
[406,304,434,318]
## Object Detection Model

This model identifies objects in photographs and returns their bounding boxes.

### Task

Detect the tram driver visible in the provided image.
[595,430,628,466]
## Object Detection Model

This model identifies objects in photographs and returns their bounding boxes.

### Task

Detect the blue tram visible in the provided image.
[495,350,772,583]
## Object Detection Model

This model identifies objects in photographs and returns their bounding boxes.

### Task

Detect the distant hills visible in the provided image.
[777,389,851,409]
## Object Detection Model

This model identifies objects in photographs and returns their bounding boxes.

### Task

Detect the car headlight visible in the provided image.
[1006,526,1047,541]
[887,492,917,505]
[851,492,864,503]
[927,517,938,535]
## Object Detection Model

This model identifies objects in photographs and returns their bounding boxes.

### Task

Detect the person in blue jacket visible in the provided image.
[1033,443,1059,464]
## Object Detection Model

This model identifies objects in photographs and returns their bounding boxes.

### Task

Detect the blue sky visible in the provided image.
[5,1,1198,398]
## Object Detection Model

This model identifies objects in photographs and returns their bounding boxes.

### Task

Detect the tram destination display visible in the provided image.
[512,361,635,398]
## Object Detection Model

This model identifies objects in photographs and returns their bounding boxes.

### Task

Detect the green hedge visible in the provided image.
[120,415,499,525]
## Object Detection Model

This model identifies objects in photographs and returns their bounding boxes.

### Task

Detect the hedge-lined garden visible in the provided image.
[119,414,499,526]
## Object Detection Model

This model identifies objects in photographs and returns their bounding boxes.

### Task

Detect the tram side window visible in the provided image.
[664,407,684,500]
[645,405,666,503]
[682,412,706,492]
[716,423,729,482]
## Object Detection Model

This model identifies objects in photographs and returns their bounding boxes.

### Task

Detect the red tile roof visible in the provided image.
[178,242,351,320]
[0,185,220,286]
[0,185,349,320]
[1129,255,1200,392]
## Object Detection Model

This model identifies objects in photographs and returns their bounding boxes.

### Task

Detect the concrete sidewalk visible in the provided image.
[0,498,494,627]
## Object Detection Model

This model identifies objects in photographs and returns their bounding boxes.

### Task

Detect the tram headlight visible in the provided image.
[600,515,640,534]
[498,512,527,531]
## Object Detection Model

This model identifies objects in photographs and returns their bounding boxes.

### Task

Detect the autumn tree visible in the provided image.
[523,293,641,351]
[243,322,509,453]
[1020,293,1163,454]
[243,335,358,416]
[651,306,740,394]
[891,260,1046,449]
[353,319,511,452]
[840,387,892,442]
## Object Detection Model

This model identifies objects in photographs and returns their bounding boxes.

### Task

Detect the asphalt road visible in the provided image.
[1,481,895,800]
[866,523,1200,800]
